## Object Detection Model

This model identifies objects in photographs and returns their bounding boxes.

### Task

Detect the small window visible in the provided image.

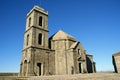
[26,34,29,46]
[39,16,42,26]
[38,33,42,45]
[28,17,31,27]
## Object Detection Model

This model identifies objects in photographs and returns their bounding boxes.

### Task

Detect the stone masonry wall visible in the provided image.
[114,56,120,73]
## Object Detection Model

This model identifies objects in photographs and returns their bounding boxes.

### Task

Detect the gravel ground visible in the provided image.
[27,73,120,80]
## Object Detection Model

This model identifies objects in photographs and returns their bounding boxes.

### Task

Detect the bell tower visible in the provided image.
[24,6,49,49]
[19,6,50,77]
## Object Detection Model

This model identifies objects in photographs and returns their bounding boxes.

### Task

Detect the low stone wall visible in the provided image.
[0,76,17,80]
[0,73,18,76]
[0,73,18,80]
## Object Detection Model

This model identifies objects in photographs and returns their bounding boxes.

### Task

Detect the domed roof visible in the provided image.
[51,30,76,41]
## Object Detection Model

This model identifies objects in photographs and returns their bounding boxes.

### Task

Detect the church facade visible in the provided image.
[19,6,96,77]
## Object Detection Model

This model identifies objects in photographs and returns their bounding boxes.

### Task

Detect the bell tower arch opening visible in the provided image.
[38,33,42,45]
[39,16,42,26]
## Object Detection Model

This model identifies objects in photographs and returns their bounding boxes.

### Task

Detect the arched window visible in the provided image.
[39,16,42,26]
[38,33,42,45]
[28,17,31,27]
[26,34,29,46]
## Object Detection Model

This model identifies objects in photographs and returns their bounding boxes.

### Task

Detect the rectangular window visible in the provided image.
[39,16,42,26]
[38,33,42,45]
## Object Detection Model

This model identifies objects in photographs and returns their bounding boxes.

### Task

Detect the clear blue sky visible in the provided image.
[0,0,120,72]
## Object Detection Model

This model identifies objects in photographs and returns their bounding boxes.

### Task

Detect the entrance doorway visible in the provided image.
[37,63,42,76]
[79,63,82,73]
[23,60,27,76]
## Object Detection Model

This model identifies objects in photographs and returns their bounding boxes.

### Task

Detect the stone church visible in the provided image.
[19,6,96,77]
[112,52,120,73]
